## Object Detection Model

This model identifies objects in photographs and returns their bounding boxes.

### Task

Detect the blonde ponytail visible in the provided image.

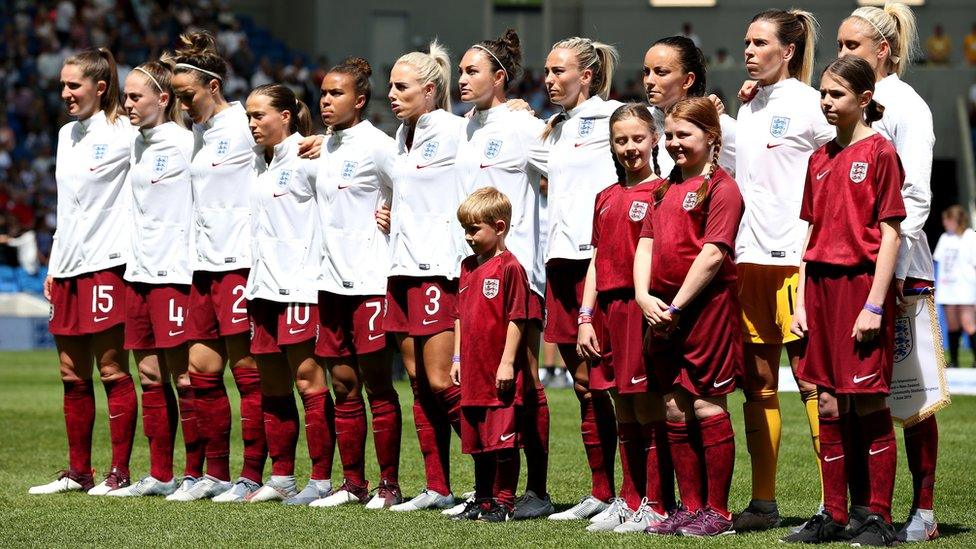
[551,37,618,100]
[396,40,452,112]
[850,2,919,77]
[752,9,820,85]
[790,9,818,85]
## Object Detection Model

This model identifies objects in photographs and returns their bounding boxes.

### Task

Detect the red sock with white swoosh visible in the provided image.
[334,394,367,487]
[641,421,674,515]
[103,375,137,476]
[232,367,267,483]
[617,421,645,509]
[301,389,336,481]
[263,393,299,476]
[863,408,897,523]
[176,385,205,478]
[819,414,848,524]
[142,383,177,482]
[369,391,402,483]
[188,371,231,481]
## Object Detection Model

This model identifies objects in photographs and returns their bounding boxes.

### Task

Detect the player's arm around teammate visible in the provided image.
[635,98,743,537]
[784,56,904,546]
[577,104,676,533]
[243,84,336,505]
[382,41,469,512]
[102,59,197,499]
[730,10,836,530]
[310,57,403,510]
[30,49,137,496]
[837,5,941,538]
[539,37,624,522]
[453,30,553,519]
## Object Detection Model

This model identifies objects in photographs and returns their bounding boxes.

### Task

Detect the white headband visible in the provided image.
[858,15,900,63]
[175,62,222,81]
[472,45,509,81]
[133,67,162,92]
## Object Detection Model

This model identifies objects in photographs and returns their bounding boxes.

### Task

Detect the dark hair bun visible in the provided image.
[343,57,372,78]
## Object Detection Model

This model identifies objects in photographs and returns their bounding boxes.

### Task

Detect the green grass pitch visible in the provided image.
[0,350,973,547]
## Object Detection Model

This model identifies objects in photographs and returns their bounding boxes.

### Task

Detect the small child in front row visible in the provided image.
[450,187,538,522]
[784,55,905,547]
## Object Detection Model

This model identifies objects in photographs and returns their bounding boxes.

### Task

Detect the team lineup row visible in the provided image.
[30,2,939,546]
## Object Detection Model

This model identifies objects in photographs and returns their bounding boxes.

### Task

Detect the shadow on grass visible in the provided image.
[930,522,970,538]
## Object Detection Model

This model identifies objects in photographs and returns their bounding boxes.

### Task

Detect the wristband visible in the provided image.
[577,314,593,325]
[667,304,682,315]
[452,355,461,363]
[863,303,883,315]
[579,306,594,316]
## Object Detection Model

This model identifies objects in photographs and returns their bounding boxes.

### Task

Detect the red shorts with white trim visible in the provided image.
[187,269,250,340]
[599,291,651,394]
[316,292,388,358]
[645,283,743,397]
[49,266,126,336]
[543,259,588,344]
[383,276,457,337]
[461,405,520,454]
[796,265,895,395]
[124,282,191,350]
[249,299,318,355]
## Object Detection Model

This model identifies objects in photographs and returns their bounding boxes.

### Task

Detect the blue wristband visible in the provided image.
[452,355,461,363]
[579,306,594,316]
[863,303,883,315]
[667,304,682,315]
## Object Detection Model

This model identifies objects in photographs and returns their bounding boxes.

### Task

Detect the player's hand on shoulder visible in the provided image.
[576,322,601,360]
[298,134,325,159]
[738,80,759,103]
[505,98,534,116]
[375,204,391,234]
[708,94,726,116]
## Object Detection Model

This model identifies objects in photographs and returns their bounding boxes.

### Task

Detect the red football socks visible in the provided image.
[494,449,520,511]
[904,415,938,510]
[820,414,848,525]
[63,379,95,475]
[334,394,367,487]
[641,421,675,514]
[176,385,204,478]
[189,371,231,481]
[369,391,402,483]
[232,367,267,483]
[844,413,870,508]
[699,412,735,518]
[433,385,462,435]
[141,382,177,482]
[301,389,336,481]
[523,386,550,496]
[862,408,897,523]
[667,420,704,512]
[580,396,613,501]
[617,421,645,509]
[263,393,299,476]
[102,375,136,475]
[411,379,450,495]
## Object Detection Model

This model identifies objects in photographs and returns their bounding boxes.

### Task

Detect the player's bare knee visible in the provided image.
[818,391,839,417]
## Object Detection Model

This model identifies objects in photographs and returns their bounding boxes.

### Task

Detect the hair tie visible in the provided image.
[174,62,222,81]
[133,67,163,92]
[471,44,509,81]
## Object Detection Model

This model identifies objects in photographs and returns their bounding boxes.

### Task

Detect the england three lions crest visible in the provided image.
[421,141,439,161]
[769,116,790,138]
[482,278,499,299]
[849,162,869,184]
[152,154,168,176]
[340,160,358,180]
[484,139,502,160]
[682,192,698,211]
[578,118,595,137]
[893,314,913,363]
[629,201,648,221]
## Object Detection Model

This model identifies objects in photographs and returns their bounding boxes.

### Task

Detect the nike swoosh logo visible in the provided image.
[421,319,439,326]
[500,433,516,442]
[337,185,351,190]
[599,206,612,217]
[230,316,247,324]
[168,330,184,337]
[93,316,109,323]
[273,192,288,198]
[853,373,878,383]
[288,327,307,335]
[368,333,385,341]
[479,163,496,169]
[89,166,100,171]
[713,377,734,388]
[574,142,586,148]
[645,445,656,451]
[416,163,435,169]
[212,159,232,167]
[766,143,783,149]
[109,412,125,419]
[630,376,647,384]
[824,454,844,462]
[459,286,469,293]
[150,178,164,184]
[869,445,890,456]
[816,170,830,180]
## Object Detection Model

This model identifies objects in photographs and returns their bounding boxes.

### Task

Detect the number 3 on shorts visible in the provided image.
[424,286,441,316]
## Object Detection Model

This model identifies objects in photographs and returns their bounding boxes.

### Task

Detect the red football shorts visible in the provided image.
[187,269,250,339]
[316,292,388,358]
[599,291,651,394]
[461,405,520,454]
[49,266,126,336]
[249,299,318,355]
[124,282,191,350]
[383,276,457,337]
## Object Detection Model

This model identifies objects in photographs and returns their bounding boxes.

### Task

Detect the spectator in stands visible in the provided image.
[681,22,702,49]
[964,22,976,66]
[712,47,736,69]
[926,23,952,65]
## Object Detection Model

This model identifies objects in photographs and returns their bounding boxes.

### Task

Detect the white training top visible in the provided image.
[50,110,134,278]
[933,230,976,305]
[245,132,320,304]
[316,119,396,296]
[388,109,468,279]
[731,78,835,266]
[650,105,738,178]
[457,104,548,296]
[874,74,936,282]
[125,122,195,285]
[542,95,622,263]
[190,101,256,272]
